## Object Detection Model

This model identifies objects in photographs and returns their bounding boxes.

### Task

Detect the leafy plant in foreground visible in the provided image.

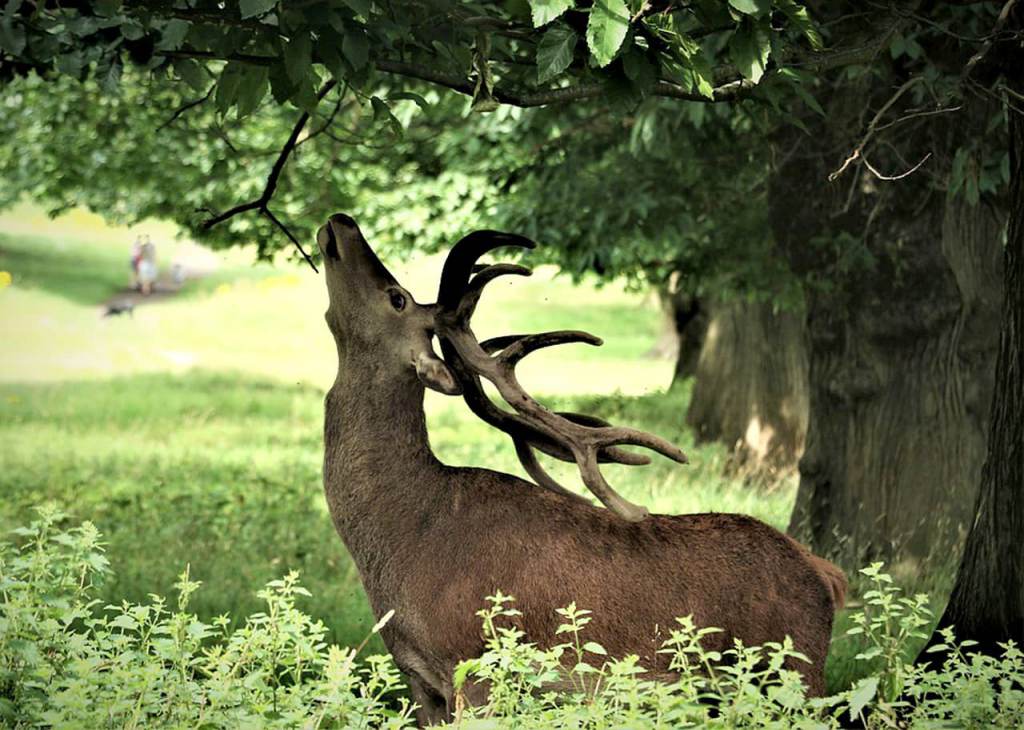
[0,505,413,729]
[2,508,1022,728]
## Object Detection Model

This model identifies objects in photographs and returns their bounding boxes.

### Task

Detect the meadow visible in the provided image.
[0,206,930,695]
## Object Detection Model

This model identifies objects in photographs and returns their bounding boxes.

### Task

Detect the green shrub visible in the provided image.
[451,569,1023,728]
[2,508,1022,728]
[0,506,413,728]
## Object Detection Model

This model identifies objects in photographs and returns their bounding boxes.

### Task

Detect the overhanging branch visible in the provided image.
[160,29,898,111]
[201,80,338,271]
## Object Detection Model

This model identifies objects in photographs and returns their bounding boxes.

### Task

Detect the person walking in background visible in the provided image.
[138,236,157,295]
[130,235,143,290]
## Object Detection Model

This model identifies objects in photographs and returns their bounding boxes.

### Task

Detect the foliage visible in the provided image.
[0,505,414,728]
[0,0,812,114]
[2,511,1020,728]
[0,0,837,297]
[450,575,1024,728]
[0,2,1011,313]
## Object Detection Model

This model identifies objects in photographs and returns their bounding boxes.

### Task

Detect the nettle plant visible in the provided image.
[1,507,1022,729]
[0,506,413,729]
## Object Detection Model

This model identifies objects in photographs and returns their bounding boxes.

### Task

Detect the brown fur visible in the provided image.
[315,215,846,725]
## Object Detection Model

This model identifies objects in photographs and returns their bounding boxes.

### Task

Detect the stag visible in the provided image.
[317,214,846,725]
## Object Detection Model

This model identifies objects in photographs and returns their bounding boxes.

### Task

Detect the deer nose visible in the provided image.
[317,222,340,261]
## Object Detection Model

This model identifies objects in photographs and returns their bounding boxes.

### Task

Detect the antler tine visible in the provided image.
[456,264,532,322]
[442,329,673,520]
[434,234,687,521]
[513,439,591,504]
[480,334,526,355]
[439,338,576,463]
[554,412,650,465]
[577,447,650,522]
[599,427,689,464]
[437,231,535,308]
[498,330,603,367]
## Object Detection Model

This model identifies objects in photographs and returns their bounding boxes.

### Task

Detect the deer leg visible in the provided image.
[390,645,452,726]
[406,673,449,727]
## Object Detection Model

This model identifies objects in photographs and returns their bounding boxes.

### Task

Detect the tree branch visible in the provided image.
[829,76,924,182]
[201,80,338,271]
[156,84,214,131]
[161,29,899,111]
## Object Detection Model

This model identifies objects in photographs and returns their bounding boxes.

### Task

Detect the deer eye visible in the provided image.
[389,290,407,311]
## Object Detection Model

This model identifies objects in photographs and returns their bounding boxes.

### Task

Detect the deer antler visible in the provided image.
[433,231,688,522]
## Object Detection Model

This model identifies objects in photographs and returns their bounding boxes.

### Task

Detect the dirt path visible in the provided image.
[101,250,219,312]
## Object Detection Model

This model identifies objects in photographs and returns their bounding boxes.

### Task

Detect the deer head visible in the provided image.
[317,213,688,522]
[316,213,461,396]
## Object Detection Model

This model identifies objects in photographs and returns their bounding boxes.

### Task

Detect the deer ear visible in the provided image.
[414,352,463,395]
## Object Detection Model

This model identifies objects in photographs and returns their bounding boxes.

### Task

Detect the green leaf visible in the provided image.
[0,16,26,55]
[268,61,297,103]
[94,0,123,16]
[342,28,369,70]
[728,0,764,14]
[388,91,429,108]
[848,676,878,720]
[342,0,371,17]
[777,0,822,50]
[239,0,278,20]
[56,51,84,76]
[173,58,207,92]
[452,659,479,690]
[317,30,349,79]
[215,62,245,113]
[777,68,824,115]
[121,20,145,41]
[854,646,882,661]
[729,20,770,83]
[582,641,607,655]
[283,32,312,84]
[234,66,269,118]
[622,48,656,93]
[370,96,402,136]
[529,0,573,28]
[586,0,629,68]
[681,47,715,99]
[157,19,190,52]
[100,57,123,94]
[536,26,577,83]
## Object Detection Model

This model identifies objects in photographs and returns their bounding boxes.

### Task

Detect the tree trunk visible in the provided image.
[927,82,1024,656]
[685,298,809,478]
[770,86,1004,567]
[667,289,708,383]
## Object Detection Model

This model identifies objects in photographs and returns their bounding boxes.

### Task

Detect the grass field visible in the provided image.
[0,205,936,693]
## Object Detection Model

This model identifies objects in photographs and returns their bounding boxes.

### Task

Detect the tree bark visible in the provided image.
[770,84,1004,566]
[684,298,809,478]
[666,289,708,383]
[927,81,1024,656]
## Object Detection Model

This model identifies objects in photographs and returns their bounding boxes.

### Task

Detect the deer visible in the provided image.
[316,213,846,725]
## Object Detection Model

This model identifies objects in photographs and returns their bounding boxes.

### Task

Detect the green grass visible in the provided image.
[0,231,273,307]
[0,372,778,655]
[0,233,130,304]
[0,211,949,696]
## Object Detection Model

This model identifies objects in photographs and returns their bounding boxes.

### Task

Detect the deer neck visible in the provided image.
[322,348,446,564]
